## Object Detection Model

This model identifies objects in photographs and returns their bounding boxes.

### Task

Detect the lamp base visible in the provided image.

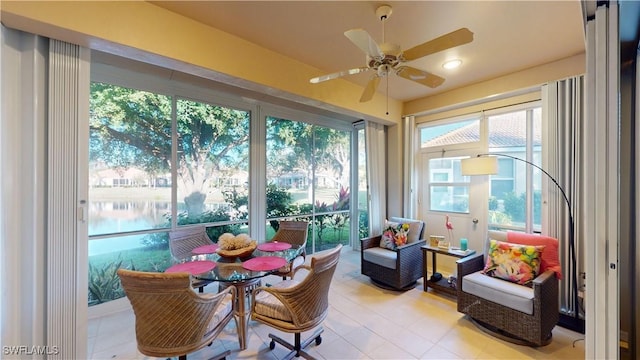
[558,313,585,334]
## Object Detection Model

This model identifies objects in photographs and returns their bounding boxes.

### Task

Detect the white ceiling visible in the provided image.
[150,1,585,102]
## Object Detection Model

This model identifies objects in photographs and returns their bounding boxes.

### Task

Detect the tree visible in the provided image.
[266,117,350,200]
[89,83,250,216]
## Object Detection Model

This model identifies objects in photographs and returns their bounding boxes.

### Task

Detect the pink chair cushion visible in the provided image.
[507,231,562,279]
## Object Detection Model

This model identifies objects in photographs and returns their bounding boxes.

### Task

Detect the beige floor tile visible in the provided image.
[89,247,585,360]
[366,337,418,359]
[342,327,388,353]
[314,336,369,359]
[389,328,436,358]
[419,344,466,359]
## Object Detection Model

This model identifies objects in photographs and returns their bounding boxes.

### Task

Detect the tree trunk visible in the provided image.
[184,191,207,217]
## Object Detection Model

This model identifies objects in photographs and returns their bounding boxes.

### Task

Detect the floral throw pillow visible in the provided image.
[379,221,410,250]
[482,239,545,285]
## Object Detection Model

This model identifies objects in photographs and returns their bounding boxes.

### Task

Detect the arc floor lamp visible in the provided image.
[460,153,583,333]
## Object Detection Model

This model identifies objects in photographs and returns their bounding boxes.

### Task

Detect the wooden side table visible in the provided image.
[421,245,475,296]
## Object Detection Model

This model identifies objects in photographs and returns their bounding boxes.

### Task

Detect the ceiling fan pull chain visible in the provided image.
[386,75,389,115]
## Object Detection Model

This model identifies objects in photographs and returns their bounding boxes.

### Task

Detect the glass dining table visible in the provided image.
[167,243,304,350]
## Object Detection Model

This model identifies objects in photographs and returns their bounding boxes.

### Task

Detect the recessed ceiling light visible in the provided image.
[443,59,462,69]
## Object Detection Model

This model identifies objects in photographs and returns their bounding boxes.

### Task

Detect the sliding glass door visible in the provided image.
[265,116,351,253]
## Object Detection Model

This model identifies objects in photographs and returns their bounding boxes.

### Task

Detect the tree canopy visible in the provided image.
[90,82,249,214]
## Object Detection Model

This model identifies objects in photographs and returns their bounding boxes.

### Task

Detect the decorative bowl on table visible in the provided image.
[217,243,257,259]
[216,233,258,259]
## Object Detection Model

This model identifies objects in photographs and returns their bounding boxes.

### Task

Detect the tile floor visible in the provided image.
[88,246,586,359]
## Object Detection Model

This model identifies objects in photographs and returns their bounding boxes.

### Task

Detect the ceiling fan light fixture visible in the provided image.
[443,59,463,69]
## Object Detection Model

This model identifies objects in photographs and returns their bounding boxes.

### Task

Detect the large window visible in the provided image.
[420,114,480,214]
[487,106,542,232]
[88,60,359,306]
[419,103,542,233]
[88,83,251,305]
[265,116,351,253]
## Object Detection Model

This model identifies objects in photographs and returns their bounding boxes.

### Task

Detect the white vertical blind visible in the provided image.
[365,121,386,235]
[1,26,48,357]
[542,76,584,329]
[47,39,90,360]
[584,2,620,358]
[403,116,416,218]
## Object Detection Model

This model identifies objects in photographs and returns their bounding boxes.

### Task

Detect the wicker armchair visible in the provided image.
[250,244,342,359]
[456,231,559,346]
[271,220,309,279]
[117,269,238,360]
[360,217,425,290]
[169,226,216,292]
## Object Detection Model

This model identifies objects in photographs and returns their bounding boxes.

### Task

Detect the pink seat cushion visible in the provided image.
[257,242,292,251]
[191,244,220,254]
[507,231,562,279]
[165,260,217,275]
[242,256,287,271]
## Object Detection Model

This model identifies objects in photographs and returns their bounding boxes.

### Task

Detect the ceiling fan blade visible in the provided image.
[359,76,381,102]
[396,66,445,88]
[344,29,385,60]
[402,28,474,61]
[310,67,370,83]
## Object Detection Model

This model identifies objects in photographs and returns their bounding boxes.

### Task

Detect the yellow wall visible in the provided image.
[0,0,402,123]
[406,54,585,117]
[1,1,585,122]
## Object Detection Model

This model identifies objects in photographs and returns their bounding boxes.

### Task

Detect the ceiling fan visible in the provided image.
[309,5,474,103]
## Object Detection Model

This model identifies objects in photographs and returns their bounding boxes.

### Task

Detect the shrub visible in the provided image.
[88,259,128,305]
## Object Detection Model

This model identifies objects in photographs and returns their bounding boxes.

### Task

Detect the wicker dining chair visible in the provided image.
[117,269,238,360]
[271,220,309,280]
[250,244,342,359]
[169,226,216,292]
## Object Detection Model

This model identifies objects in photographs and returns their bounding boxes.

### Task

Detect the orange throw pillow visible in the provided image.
[507,231,562,279]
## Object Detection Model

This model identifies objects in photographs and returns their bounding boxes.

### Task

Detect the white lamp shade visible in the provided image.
[461,156,498,175]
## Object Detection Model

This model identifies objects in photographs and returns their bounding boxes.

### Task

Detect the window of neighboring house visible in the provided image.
[490,158,515,197]
[265,116,351,253]
[428,157,470,213]
[420,115,480,214]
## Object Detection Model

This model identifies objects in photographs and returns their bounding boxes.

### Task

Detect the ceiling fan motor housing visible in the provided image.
[376,5,393,21]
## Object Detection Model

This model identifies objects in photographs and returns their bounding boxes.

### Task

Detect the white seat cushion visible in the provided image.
[389,217,424,244]
[277,255,305,275]
[205,293,233,334]
[253,279,301,321]
[462,271,534,315]
[363,247,397,269]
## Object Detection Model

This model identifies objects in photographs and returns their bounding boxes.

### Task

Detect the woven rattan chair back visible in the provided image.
[117,269,234,359]
[252,243,342,329]
[272,220,309,252]
[291,243,341,325]
[250,244,342,358]
[169,226,215,261]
